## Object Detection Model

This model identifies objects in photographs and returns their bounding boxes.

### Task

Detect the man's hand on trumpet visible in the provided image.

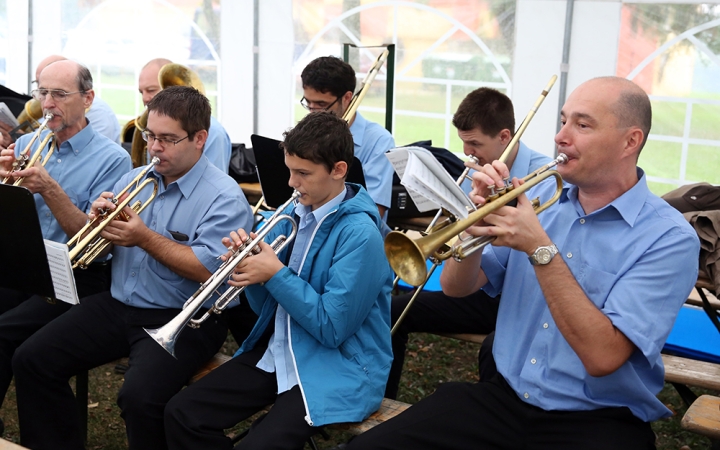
[222,230,284,287]
[466,161,552,256]
[88,192,147,247]
[1,148,57,195]
[0,145,16,177]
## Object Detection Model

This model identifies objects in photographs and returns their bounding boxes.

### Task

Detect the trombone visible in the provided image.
[2,113,56,186]
[67,157,160,269]
[386,153,567,287]
[144,190,301,357]
[389,75,558,332]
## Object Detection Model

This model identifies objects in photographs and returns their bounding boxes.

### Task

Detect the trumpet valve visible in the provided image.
[487,185,500,202]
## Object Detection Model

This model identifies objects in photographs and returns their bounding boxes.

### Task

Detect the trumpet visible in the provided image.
[2,113,56,185]
[385,154,567,287]
[145,191,301,357]
[67,157,160,269]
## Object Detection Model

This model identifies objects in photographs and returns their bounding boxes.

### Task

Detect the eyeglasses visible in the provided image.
[300,96,341,112]
[31,89,86,102]
[141,130,190,147]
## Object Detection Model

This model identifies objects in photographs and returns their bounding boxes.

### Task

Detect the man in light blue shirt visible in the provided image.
[137,58,232,172]
[347,77,701,449]
[386,87,551,399]
[0,60,130,437]
[301,56,395,217]
[12,86,252,450]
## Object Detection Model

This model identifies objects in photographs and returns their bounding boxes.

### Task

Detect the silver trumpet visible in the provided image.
[144,191,301,357]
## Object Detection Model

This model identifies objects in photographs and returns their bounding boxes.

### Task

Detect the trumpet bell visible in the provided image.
[385,232,431,287]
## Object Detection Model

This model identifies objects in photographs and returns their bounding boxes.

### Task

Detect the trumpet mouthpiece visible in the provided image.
[44,113,54,120]
[556,153,568,164]
[150,156,161,165]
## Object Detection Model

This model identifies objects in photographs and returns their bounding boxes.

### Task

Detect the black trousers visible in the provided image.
[0,262,111,409]
[386,288,500,399]
[165,345,317,450]
[12,291,228,450]
[348,374,657,450]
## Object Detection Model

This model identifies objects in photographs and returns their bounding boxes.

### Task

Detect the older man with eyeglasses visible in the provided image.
[0,59,130,436]
[301,56,395,219]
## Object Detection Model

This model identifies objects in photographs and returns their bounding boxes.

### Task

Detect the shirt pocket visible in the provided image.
[577,263,617,308]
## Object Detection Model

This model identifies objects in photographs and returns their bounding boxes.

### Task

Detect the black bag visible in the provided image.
[388,140,466,219]
[228,143,259,183]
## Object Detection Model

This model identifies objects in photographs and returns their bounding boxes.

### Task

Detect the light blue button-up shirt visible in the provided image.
[349,112,394,209]
[110,155,253,309]
[481,169,700,421]
[13,122,131,244]
[256,187,347,392]
[86,97,121,143]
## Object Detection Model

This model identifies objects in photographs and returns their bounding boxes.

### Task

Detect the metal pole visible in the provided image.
[27,0,33,93]
[252,0,259,135]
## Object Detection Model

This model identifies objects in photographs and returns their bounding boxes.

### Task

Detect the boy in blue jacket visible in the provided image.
[165,111,394,449]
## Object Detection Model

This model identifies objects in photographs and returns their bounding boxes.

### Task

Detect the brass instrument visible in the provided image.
[385,154,567,287]
[67,157,160,269]
[144,191,301,357]
[2,113,56,186]
[15,99,44,135]
[389,75,559,331]
[124,64,206,168]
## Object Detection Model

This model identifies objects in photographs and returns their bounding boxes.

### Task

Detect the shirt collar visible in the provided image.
[149,154,209,199]
[349,112,367,148]
[294,186,347,227]
[561,167,648,226]
[61,119,94,156]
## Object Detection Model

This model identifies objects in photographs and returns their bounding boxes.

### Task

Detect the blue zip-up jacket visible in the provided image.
[236,183,393,426]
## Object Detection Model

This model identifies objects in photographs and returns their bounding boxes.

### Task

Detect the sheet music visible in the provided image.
[43,240,79,305]
[386,146,475,218]
[0,103,19,128]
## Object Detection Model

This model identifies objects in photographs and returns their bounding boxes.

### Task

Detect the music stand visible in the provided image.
[0,184,55,298]
[251,134,366,209]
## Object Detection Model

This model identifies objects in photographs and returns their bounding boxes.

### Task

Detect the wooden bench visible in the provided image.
[682,395,720,440]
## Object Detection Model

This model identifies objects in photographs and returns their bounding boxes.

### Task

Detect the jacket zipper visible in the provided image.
[287,209,337,426]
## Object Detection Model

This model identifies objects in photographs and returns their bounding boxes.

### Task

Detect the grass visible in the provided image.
[0,332,714,449]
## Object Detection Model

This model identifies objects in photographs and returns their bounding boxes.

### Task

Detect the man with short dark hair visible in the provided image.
[385,87,551,399]
[164,111,393,449]
[347,76,700,449]
[0,59,131,436]
[12,85,253,450]
[301,56,395,218]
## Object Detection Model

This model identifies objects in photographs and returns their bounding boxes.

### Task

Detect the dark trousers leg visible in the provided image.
[13,292,131,450]
[349,375,656,450]
[13,292,227,450]
[386,289,500,399]
[0,263,110,409]
[0,289,30,317]
[166,346,316,450]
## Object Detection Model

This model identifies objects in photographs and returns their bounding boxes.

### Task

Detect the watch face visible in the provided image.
[536,248,552,264]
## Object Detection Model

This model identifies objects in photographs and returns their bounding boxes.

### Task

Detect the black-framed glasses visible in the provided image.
[31,88,86,102]
[300,96,341,112]
[141,130,190,147]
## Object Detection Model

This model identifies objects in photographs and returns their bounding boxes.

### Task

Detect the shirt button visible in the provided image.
[131,272,136,277]
[543,323,549,329]
[46,212,51,217]
[579,218,585,224]
[524,392,530,399]
[57,159,61,163]
[160,195,165,200]
[531,358,537,364]
[567,252,573,258]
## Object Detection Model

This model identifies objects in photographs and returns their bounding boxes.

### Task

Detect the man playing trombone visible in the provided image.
[0,60,130,435]
[386,87,551,399]
[164,111,393,449]
[345,77,700,449]
[11,85,253,450]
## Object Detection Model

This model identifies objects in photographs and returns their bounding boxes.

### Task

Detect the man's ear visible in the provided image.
[193,129,209,150]
[332,161,348,179]
[83,89,95,110]
[622,127,644,160]
[498,129,512,145]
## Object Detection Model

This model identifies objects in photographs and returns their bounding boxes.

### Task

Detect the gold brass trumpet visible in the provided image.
[385,154,567,287]
[67,157,160,269]
[144,191,301,357]
[2,113,56,186]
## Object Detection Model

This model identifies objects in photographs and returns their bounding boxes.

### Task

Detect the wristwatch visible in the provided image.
[528,244,558,266]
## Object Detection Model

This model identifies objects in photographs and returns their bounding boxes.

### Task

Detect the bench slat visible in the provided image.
[682,395,720,440]
[662,354,720,391]
[330,398,411,435]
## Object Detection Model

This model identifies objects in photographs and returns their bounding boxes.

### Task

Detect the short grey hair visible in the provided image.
[76,64,93,92]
